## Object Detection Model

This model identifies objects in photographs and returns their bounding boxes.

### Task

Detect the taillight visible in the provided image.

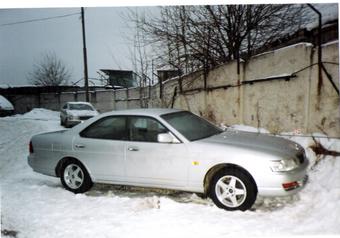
[29,141,34,153]
[282,181,299,191]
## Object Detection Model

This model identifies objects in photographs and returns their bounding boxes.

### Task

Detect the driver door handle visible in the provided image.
[128,146,139,152]
[75,144,85,149]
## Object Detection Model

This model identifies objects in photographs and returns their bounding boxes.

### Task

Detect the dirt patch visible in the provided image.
[1,229,18,238]
[309,137,340,167]
[310,138,340,157]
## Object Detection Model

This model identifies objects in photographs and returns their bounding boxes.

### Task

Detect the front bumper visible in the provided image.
[257,159,309,197]
[258,174,308,196]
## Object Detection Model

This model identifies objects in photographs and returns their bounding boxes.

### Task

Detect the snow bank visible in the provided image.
[16,108,60,121]
[1,111,340,238]
[0,95,14,110]
[226,124,270,133]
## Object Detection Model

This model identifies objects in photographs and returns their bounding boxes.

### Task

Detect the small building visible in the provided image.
[157,69,181,83]
[100,69,138,88]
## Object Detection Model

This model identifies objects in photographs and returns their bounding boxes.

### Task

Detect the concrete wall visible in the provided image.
[166,42,340,136]
[6,41,339,136]
[6,94,39,113]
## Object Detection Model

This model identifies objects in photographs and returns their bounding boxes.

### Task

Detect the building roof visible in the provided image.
[100,69,133,75]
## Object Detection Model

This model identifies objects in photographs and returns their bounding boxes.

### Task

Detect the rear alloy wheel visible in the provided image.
[210,168,257,211]
[60,159,93,193]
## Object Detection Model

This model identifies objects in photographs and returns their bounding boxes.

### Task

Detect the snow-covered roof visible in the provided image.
[322,39,339,47]
[67,101,94,106]
[252,42,314,59]
[0,84,37,89]
[0,95,14,110]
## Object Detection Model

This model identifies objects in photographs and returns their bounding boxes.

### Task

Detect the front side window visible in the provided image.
[161,111,222,141]
[80,116,128,140]
[129,117,168,142]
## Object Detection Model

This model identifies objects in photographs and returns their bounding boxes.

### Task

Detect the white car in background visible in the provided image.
[60,102,99,128]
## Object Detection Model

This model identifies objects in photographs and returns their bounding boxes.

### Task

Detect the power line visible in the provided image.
[0,12,80,28]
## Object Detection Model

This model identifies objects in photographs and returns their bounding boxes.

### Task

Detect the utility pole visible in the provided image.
[81,7,89,102]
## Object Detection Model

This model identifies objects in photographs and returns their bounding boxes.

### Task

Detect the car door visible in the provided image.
[72,116,128,182]
[125,116,189,188]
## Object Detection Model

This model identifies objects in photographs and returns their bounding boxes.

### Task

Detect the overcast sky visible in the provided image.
[0,7,149,86]
[0,3,338,87]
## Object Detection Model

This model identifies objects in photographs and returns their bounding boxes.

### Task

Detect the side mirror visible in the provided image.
[157,133,179,144]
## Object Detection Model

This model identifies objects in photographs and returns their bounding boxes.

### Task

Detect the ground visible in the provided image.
[1,109,340,238]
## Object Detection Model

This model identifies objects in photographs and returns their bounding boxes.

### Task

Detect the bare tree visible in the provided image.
[125,9,153,108]
[133,4,307,77]
[27,52,71,86]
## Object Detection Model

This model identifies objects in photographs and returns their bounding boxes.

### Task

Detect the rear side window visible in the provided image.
[80,116,128,140]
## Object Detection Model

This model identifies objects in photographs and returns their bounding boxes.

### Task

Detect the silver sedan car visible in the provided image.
[60,102,99,128]
[28,108,308,211]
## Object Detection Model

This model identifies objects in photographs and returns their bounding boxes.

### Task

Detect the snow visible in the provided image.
[1,109,340,238]
[322,39,339,47]
[68,101,94,106]
[14,108,60,121]
[252,42,314,59]
[223,124,270,134]
[0,85,37,89]
[0,95,14,111]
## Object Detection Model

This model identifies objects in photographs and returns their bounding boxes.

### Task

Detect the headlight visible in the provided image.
[270,159,299,172]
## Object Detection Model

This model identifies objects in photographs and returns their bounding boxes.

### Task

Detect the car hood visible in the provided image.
[201,130,303,157]
[66,110,98,117]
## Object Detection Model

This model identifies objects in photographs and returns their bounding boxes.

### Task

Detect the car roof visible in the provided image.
[67,101,93,105]
[102,108,184,117]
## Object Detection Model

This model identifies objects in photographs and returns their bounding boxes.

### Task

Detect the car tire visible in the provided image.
[60,118,64,126]
[60,159,93,193]
[209,167,257,211]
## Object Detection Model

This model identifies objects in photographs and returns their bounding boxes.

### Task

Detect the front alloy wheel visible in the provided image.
[210,168,257,211]
[215,175,247,208]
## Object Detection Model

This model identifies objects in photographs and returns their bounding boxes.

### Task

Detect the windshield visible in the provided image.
[69,104,94,111]
[161,111,222,141]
